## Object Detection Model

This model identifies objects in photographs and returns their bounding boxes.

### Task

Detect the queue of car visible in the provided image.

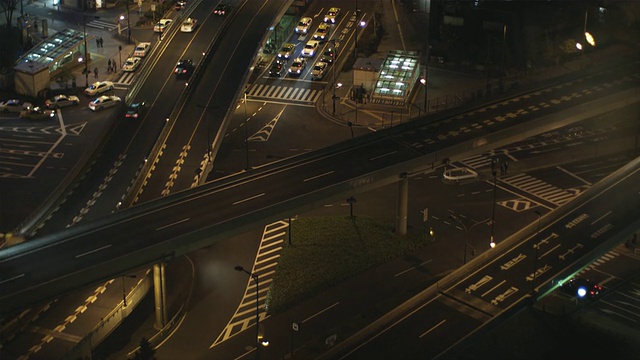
[268,7,342,80]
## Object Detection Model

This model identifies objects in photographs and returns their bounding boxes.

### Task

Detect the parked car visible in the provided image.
[122,57,142,72]
[154,19,172,33]
[443,167,478,182]
[125,102,146,118]
[277,43,296,59]
[311,61,328,80]
[133,42,151,57]
[324,7,340,23]
[88,95,121,111]
[20,107,55,120]
[295,17,312,34]
[0,99,33,113]
[45,94,79,109]
[213,3,230,15]
[84,81,114,96]
[180,17,198,32]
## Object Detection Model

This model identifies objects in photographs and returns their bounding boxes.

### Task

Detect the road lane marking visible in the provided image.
[303,170,334,182]
[0,273,25,285]
[394,259,433,277]
[419,319,447,338]
[591,210,612,225]
[369,151,397,161]
[233,193,265,205]
[75,244,112,258]
[481,279,506,298]
[556,165,592,185]
[155,218,190,231]
[303,301,340,323]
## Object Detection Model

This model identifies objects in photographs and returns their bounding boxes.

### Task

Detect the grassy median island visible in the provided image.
[265,216,429,314]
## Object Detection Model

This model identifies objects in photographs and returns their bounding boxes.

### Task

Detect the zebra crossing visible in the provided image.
[85,19,118,31]
[499,173,577,206]
[461,154,494,169]
[211,220,289,347]
[113,72,136,85]
[246,83,321,104]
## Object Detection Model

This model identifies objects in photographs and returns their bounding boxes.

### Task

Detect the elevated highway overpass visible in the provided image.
[1,58,639,315]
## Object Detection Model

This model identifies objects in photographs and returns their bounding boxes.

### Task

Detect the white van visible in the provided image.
[133,42,151,57]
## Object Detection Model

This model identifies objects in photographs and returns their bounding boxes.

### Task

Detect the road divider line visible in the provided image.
[303,170,334,182]
[75,244,112,258]
[419,319,447,338]
[370,151,397,161]
[303,301,340,323]
[0,273,25,285]
[155,218,190,231]
[233,193,265,205]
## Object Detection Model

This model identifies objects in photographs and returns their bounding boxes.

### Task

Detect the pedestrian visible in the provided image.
[112,59,116,72]
[100,37,104,48]
[95,38,99,48]
[94,67,98,78]
[107,59,111,74]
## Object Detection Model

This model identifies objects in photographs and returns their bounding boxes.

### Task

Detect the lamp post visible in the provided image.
[489,158,499,248]
[449,214,483,265]
[244,92,250,170]
[532,210,542,298]
[420,77,427,114]
[125,1,132,44]
[83,1,89,87]
[235,265,260,360]
[354,9,362,58]
[331,39,338,116]
[500,24,507,92]
[121,274,137,307]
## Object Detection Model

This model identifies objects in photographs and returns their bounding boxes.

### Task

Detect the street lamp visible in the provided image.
[244,92,250,170]
[125,2,132,44]
[82,0,89,87]
[122,274,137,307]
[420,77,427,114]
[234,265,260,360]
[489,158,499,248]
[531,210,542,298]
[449,214,480,265]
[330,39,338,116]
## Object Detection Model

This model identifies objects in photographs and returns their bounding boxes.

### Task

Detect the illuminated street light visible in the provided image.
[234,265,260,360]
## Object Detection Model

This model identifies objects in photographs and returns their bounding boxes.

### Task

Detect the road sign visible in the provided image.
[292,322,299,331]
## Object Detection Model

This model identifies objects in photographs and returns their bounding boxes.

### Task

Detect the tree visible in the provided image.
[132,337,156,360]
[0,0,21,30]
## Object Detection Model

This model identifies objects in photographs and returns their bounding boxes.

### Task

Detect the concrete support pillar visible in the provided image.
[396,173,409,235]
[153,262,167,330]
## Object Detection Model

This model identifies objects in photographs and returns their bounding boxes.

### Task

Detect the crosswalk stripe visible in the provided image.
[86,20,118,31]
[246,84,321,103]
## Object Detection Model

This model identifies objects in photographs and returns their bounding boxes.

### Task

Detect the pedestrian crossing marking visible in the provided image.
[247,83,321,104]
[86,19,118,31]
[211,219,291,348]
[498,198,535,212]
[500,173,579,206]
[114,72,136,85]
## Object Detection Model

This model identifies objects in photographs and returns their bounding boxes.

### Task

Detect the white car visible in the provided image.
[181,18,198,32]
[45,94,79,109]
[122,57,142,72]
[154,18,172,33]
[313,23,330,41]
[88,95,121,111]
[443,167,478,182]
[133,42,151,57]
[311,61,328,80]
[84,81,114,96]
[295,17,312,34]
[324,7,340,23]
[278,43,296,59]
[0,99,33,113]
[301,40,319,57]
